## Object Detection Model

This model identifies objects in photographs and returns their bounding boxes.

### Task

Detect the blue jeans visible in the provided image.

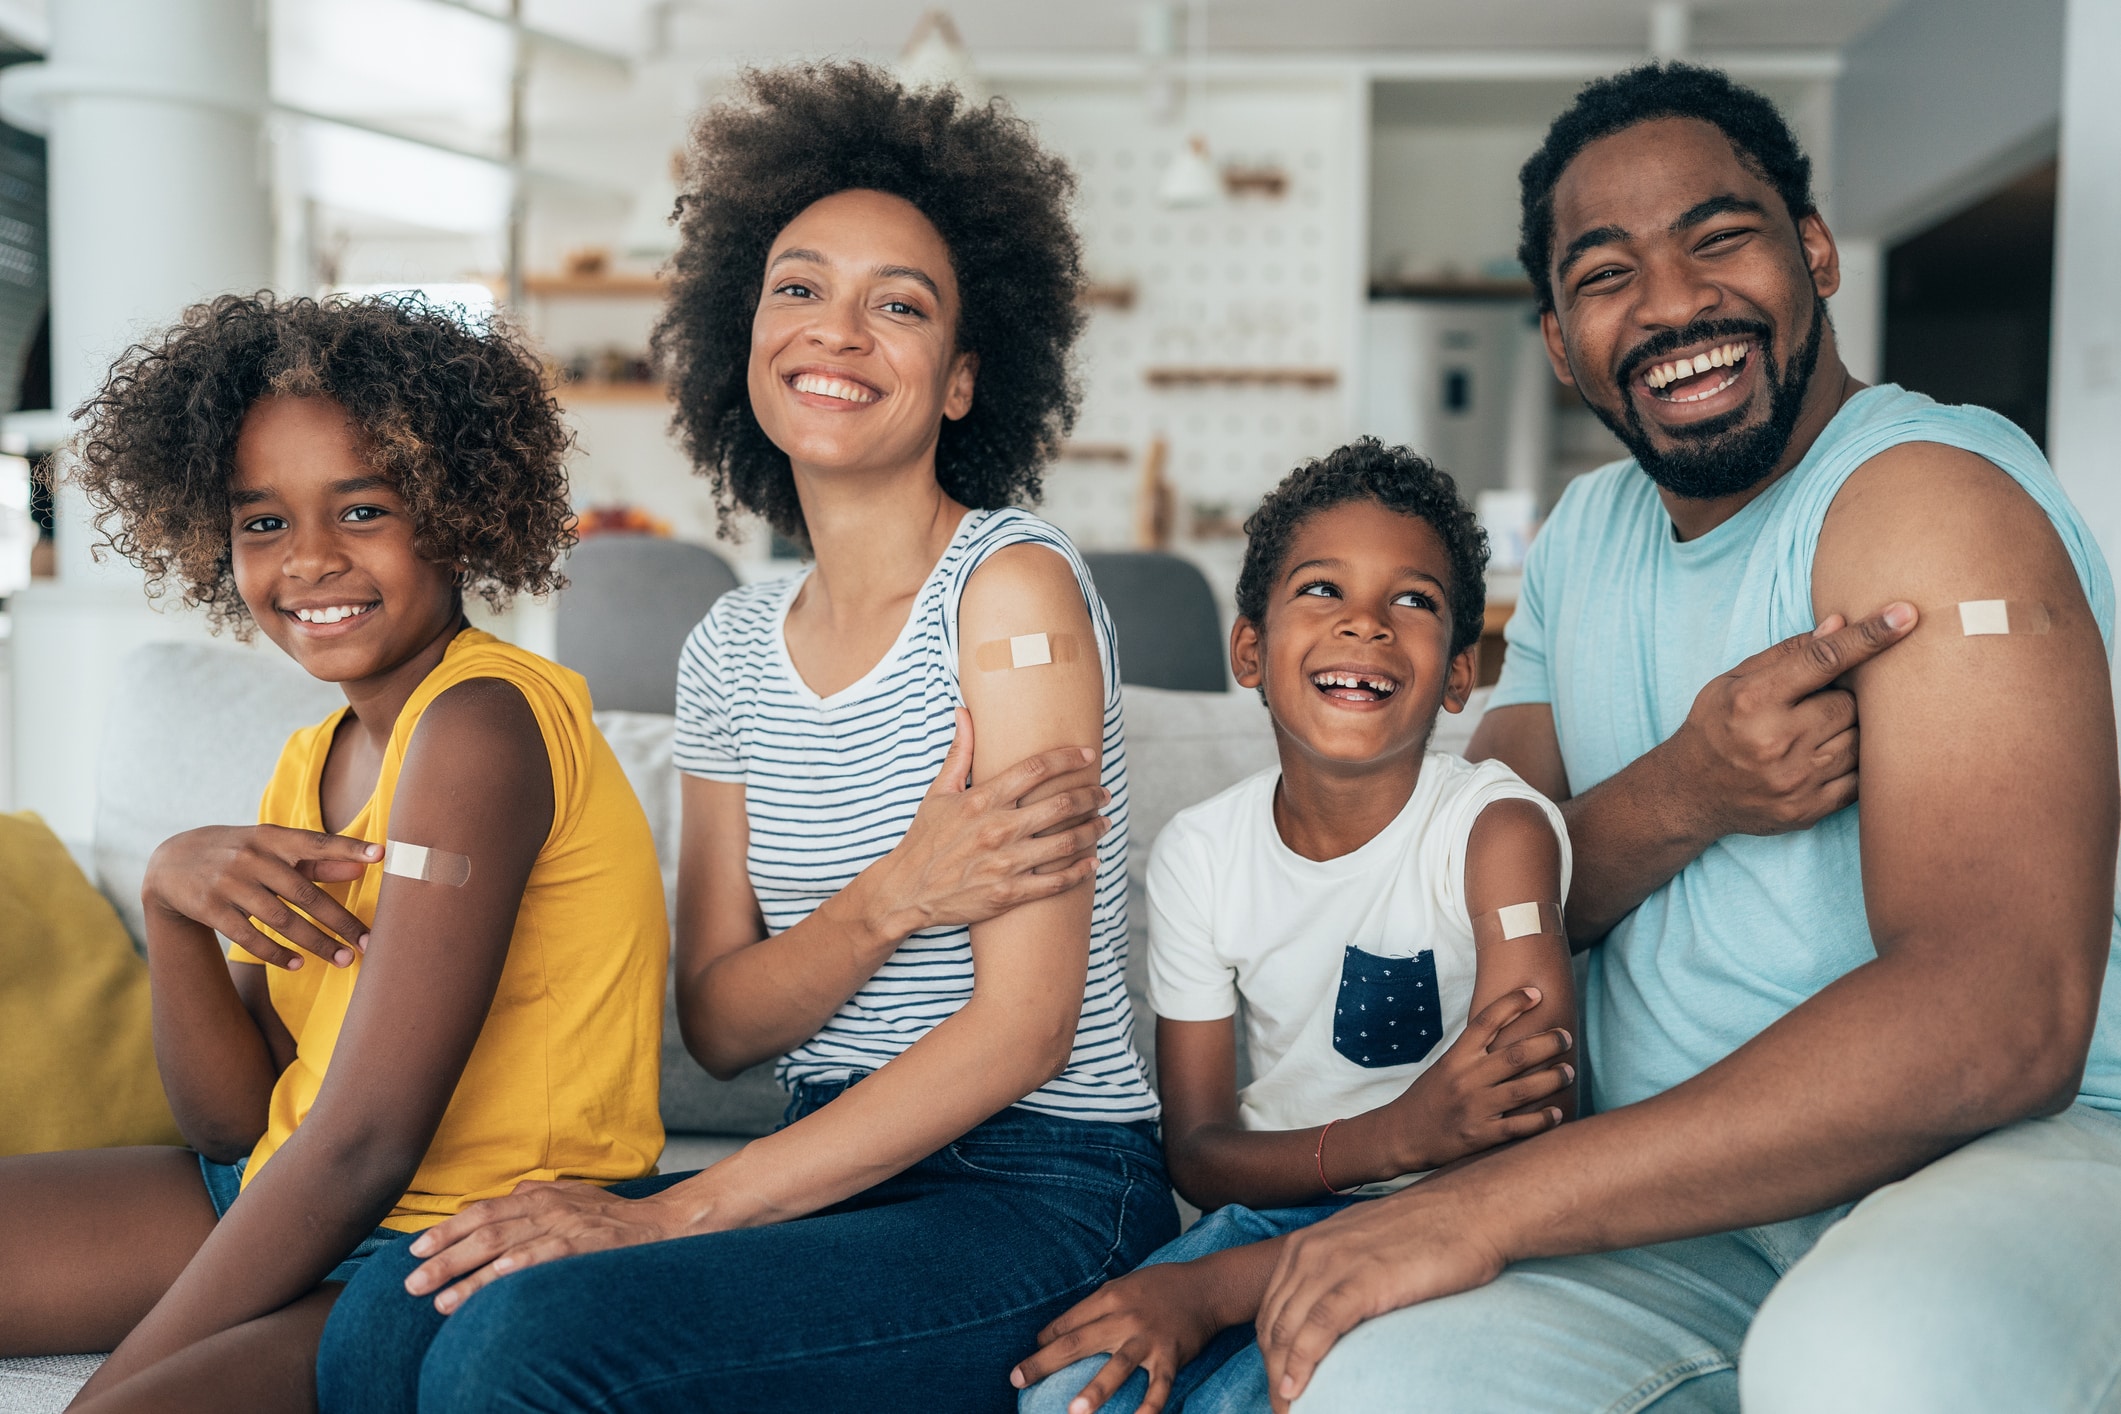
[198,1153,410,1285]
[317,1078,1178,1414]
[1020,1199,1359,1414]
[1295,1106,2121,1413]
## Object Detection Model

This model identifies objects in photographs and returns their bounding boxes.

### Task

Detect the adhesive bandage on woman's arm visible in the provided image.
[1472,901,1565,948]
[1954,600,2052,636]
[970,631,1083,672]
[382,840,472,887]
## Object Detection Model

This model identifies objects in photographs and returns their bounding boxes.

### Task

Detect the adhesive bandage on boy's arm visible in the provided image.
[1472,900,1566,947]
[970,631,1083,672]
[382,840,472,887]
[1952,600,2052,636]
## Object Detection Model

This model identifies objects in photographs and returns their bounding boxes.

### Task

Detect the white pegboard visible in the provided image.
[1000,80,1363,553]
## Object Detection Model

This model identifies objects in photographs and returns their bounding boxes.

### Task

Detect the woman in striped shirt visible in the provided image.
[318,62,1176,1413]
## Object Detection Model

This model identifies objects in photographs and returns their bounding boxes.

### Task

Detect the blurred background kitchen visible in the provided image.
[1,0,2114,852]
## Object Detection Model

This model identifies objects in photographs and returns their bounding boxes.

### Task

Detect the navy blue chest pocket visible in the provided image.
[1333,946,1443,1068]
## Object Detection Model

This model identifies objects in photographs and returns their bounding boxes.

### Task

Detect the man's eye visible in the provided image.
[1580,266,1623,288]
[243,515,286,533]
[343,505,387,523]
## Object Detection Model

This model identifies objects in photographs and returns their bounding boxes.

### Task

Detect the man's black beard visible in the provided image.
[1589,299,1827,501]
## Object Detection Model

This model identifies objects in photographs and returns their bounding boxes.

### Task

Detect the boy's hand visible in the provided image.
[144,824,380,969]
[1373,987,1571,1175]
[1009,1261,1232,1414]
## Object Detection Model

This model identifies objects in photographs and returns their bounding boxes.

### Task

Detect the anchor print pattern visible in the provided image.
[1332,944,1443,1069]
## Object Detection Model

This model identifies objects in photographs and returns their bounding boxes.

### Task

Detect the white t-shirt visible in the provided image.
[1146,753,1571,1138]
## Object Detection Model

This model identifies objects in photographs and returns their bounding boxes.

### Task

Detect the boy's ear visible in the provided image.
[1230,615,1264,691]
[1439,642,1478,714]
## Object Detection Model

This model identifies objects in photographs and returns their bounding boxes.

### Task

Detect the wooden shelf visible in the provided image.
[1056,441,1133,463]
[1080,282,1137,310]
[521,272,667,298]
[1143,366,1340,390]
[1369,278,1534,301]
[556,380,669,404]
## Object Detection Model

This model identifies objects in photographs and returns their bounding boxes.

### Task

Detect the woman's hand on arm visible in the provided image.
[672,715,1108,1079]
[93,679,552,1386]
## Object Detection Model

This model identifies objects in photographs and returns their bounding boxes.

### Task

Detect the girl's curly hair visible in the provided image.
[653,63,1084,546]
[68,292,575,635]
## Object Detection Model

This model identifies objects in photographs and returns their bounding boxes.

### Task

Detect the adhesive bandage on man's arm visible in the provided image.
[970,631,1084,672]
[382,840,472,887]
[1472,900,1566,948]
[1954,600,2052,637]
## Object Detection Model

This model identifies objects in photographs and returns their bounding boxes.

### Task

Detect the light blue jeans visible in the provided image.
[1020,1199,1360,1414]
[1295,1105,2121,1412]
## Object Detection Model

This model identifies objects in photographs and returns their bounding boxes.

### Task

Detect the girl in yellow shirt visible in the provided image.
[0,294,667,1413]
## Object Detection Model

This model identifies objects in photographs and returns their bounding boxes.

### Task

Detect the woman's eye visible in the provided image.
[242,514,286,533]
[342,505,387,524]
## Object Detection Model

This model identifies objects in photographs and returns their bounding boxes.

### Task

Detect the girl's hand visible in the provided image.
[863,709,1110,942]
[1008,1263,1230,1414]
[404,1180,689,1314]
[1374,988,1572,1175]
[144,824,380,969]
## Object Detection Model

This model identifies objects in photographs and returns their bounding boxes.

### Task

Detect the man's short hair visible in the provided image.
[1517,62,1817,311]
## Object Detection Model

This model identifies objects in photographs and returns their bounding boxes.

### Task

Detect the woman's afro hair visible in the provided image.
[652,62,1084,545]
[68,291,574,635]
[1236,438,1489,657]
[1518,62,1816,311]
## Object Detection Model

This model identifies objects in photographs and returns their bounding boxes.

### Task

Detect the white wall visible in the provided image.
[1833,0,2064,242]
[2048,0,2121,708]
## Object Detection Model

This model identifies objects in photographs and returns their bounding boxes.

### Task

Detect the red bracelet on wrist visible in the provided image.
[1315,1118,1362,1197]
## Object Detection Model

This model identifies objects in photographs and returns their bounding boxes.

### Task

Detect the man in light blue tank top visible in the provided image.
[1253,65,2121,1414]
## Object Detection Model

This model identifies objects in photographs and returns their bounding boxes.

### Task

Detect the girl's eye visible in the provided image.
[882,299,922,317]
[773,281,814,299]
[342,505,387,524]
[242,514,287,533]
[1394,590,1439,611]
[1297,580,1339,599]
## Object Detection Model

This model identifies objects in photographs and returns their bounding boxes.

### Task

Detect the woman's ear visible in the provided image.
[1440,642,1479,714]
[1230,615,1264,691]
[943,350,978,421]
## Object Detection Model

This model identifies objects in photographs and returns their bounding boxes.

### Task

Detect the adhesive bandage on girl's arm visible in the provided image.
[1954,600,2052,636]
[382,840,472,887]
[1472,901,1565,947]
[970,631,1083,672]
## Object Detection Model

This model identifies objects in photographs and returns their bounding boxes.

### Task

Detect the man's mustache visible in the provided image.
[1614,319,1773,392]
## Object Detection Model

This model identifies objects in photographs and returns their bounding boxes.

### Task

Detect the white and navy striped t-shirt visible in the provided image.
[673,507,1158,1123]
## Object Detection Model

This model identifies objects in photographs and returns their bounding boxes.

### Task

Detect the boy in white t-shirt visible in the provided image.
[1012,439,1577,1414]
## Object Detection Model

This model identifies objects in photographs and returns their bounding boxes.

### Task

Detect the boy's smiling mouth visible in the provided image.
[1311,669,1400,703]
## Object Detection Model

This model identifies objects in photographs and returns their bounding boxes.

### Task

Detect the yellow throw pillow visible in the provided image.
[0,811,182,1155]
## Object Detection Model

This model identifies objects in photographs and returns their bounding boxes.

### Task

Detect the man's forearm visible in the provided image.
[1558,741,1715,943]
[1434,949,2059,1261]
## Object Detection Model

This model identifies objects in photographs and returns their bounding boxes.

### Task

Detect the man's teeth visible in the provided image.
[293,604,373,624]
[791,373,879,403]
[1313,672,1396,696]
[1643,341,1751,391]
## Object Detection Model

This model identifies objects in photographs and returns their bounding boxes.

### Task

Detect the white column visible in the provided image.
[2050,0,2121,681]
[0,0,269,839]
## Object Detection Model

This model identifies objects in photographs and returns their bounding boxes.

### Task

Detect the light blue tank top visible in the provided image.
[1491,384,2121,1114]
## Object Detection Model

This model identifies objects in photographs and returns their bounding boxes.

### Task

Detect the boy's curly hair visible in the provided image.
[652,62,1084,546]
[1236,438,1489,657]
[1518,62,1815,312]
[69,292,574,634]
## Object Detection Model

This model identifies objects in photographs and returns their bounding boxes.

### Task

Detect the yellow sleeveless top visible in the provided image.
[236,629,667,1231]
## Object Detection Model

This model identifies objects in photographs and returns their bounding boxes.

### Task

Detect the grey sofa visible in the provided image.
[0,639,1487,1408]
